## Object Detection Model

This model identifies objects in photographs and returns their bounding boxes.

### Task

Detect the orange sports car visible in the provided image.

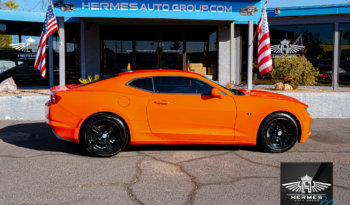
[45,70,312,157]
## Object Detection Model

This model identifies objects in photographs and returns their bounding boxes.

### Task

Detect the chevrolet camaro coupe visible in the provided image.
[45,70,312,157]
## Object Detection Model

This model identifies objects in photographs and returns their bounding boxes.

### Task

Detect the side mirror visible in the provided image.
[211,88,223,99]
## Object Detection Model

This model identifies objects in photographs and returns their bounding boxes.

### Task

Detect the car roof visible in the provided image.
[118,70,202,77]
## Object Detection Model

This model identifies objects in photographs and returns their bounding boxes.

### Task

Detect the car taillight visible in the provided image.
[50,93,61,104]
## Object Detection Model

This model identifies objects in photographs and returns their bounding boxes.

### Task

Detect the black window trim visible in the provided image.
[152,76,214,95]
[126,76,215,95]
[126,77,155,93]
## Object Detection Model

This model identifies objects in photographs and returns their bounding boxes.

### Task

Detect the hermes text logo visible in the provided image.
[81,2,233,13]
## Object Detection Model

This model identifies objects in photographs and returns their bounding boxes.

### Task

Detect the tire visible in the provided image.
[80,114,129,157]
[257,112,299,153]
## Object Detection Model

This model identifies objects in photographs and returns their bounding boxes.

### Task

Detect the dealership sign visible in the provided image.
[53,0,261,21]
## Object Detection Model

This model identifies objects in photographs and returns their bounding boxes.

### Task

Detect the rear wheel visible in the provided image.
[80,114,129,157]
[258,113,299,153]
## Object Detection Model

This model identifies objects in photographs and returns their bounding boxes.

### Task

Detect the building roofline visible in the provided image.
[267,3,350,10]
[267,3,350,18]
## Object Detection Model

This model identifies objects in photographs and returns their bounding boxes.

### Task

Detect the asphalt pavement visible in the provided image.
[0,119,349,205]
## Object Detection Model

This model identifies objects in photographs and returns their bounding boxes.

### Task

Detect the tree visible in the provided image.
[298,30,325,59]
[170,41,181,50]
[343,30,350,45]
[3,0,20,10]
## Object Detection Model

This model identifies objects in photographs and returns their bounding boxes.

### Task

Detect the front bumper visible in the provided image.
[299,117,312,143]
[46,123,73,142]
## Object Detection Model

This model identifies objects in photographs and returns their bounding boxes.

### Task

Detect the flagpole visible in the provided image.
[56,28,62,45]
[50,0,62,45]
[250,1,268,46]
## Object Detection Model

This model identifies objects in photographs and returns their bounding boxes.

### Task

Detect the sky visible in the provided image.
[14,0,47,13]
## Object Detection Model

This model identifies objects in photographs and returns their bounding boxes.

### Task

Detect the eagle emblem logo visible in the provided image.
[9,42,26,52]
[282,174,332,193]
[9,37,37,52]
[271,39,305,54]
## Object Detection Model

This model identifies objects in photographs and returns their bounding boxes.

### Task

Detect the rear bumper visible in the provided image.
[45,101,80,143]
[46,123,73,142]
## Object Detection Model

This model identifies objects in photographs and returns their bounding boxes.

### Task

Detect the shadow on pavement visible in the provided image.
[0,122,262,157]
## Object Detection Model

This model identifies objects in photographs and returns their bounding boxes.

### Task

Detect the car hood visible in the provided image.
[238,89,308,107]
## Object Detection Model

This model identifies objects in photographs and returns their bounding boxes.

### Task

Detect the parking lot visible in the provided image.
[0,119,349,205]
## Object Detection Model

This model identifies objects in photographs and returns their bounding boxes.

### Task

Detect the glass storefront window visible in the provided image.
[99,25,218,80]
[241,24,334,86]
[101,25,132,75]
[160,27,183,70]
[135,26,158,70]
[186,26,218,81]
[339,23,350,87]
[51,23,81,86]
[0,21,48,87]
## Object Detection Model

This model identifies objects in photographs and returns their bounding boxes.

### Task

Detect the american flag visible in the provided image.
[34,3,58,78]
[257,2,272,76]
[293,33,305,56]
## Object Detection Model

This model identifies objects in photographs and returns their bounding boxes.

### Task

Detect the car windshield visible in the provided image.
[201,75,241,95]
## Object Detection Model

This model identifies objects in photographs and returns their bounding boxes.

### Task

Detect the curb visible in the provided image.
[0,92,349,120]
[0,96,50,120]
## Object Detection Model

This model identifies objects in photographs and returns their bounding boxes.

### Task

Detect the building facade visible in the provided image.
[0,0,349,89]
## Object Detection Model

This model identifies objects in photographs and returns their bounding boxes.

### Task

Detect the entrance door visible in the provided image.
[159,27,183,70]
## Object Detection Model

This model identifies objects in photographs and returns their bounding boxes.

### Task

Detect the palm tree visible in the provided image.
[3,0,20,10]
[343,30,350,45]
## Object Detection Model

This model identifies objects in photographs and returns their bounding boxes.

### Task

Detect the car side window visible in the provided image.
[153,77,213,95]
[128,78,154,92]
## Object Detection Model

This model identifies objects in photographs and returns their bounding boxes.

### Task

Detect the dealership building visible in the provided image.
[0,0,349,90]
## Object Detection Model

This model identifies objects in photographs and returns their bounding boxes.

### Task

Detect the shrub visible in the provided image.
[79,74,99,84]
[270,55,319,89]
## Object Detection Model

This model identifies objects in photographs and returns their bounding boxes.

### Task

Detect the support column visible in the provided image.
[218,25,231,85]
[80,18,86,79]
[59,17,65,85]
[48,35,54,88]
[247,21,253,89]
[235,26,242,84]
[230,22,235,83]
[332,22,339,90]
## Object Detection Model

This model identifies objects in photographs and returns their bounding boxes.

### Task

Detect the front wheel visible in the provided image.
[80,114,129,157]
[258,113,299,153]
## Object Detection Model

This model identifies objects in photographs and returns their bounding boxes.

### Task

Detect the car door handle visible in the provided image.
[155,100,170,105]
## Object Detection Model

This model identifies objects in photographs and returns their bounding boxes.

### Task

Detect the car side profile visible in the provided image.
[45,70,312,157]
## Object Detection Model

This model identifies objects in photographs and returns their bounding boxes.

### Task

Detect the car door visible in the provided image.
[147,76,236,141]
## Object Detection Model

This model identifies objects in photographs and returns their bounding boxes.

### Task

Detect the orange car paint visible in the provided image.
[45,70,312,145]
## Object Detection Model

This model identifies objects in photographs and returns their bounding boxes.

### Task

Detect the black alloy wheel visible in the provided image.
[80,114,129,157]
[258,112,299,153]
